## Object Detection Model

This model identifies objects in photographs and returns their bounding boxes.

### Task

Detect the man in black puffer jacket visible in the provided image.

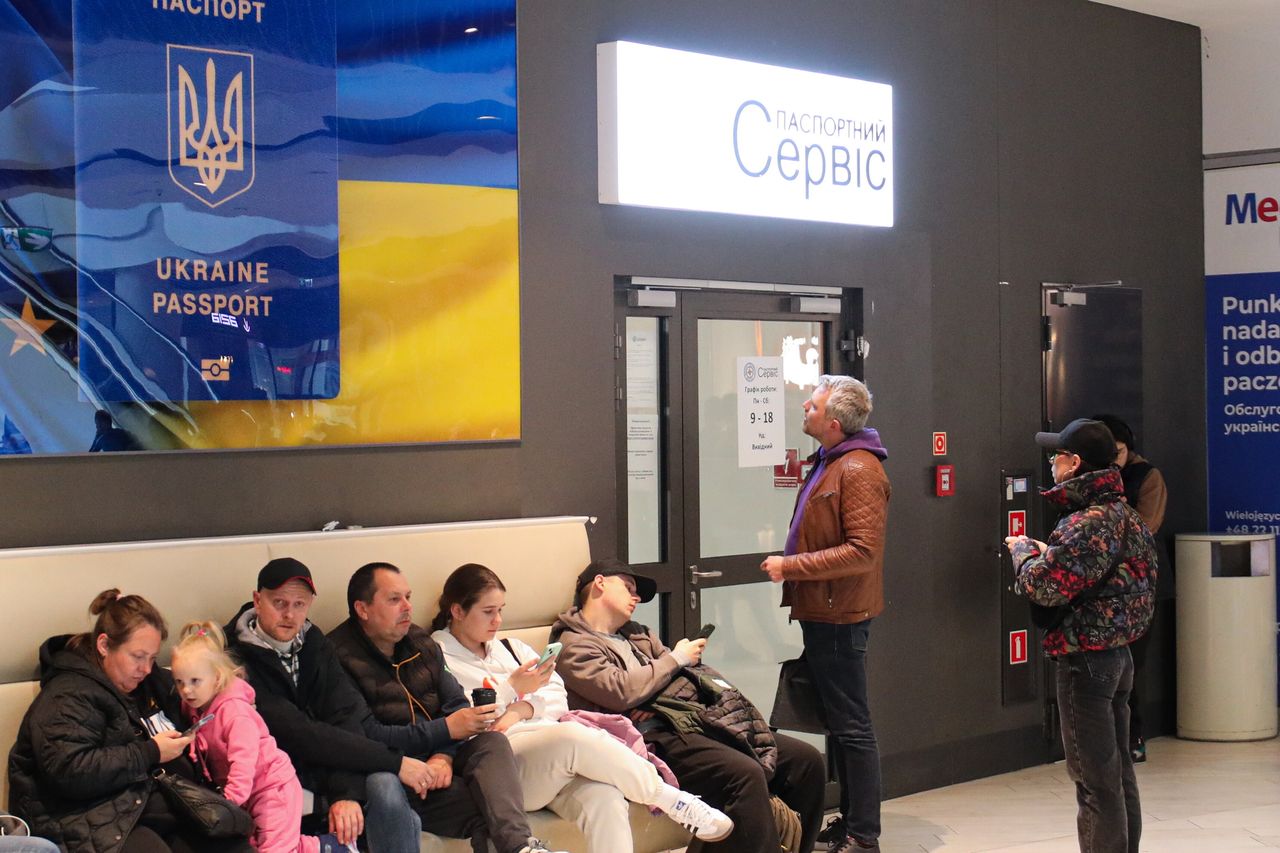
[327,562,560,853]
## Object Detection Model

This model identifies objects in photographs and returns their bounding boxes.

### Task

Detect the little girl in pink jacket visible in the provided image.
[171,622,349,853]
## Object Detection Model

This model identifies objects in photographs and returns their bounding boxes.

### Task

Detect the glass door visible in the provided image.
[617,284,855,753]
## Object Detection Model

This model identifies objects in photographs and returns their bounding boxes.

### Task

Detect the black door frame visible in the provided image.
[1038,282,1144,757]
[614,279,857,641]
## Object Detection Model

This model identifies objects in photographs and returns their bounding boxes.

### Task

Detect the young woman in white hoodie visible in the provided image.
[429,563,732,853]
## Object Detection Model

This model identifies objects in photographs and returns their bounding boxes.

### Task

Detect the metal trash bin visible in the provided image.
[1175,533,1278,741]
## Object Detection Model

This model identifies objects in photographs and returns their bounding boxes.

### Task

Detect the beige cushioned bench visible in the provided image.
[0,517,689,853]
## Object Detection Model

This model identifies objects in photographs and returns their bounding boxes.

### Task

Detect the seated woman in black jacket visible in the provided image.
[6,589,253,853]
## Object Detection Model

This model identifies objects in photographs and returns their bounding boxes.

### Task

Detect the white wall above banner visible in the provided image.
[598,41,893,227]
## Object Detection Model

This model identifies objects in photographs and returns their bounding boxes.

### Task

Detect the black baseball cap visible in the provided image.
[1035,418,1117,469]
[575,558,657,604]
[257,557,317,594]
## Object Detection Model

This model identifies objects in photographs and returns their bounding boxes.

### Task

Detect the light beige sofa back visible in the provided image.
[0,517,588,686]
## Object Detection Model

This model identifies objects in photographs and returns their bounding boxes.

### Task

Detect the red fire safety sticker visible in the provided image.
[935,464,955,496]
[1009,629,1028,665]
[1007,510,1026,538]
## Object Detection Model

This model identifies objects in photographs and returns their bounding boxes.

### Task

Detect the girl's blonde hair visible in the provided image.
[172,621,242,692]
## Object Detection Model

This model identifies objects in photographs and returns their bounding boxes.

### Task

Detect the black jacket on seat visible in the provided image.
[7,635,175,853]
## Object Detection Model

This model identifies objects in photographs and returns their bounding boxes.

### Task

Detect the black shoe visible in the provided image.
[830,838,879,853]
[1130,739,1147,763]
[817,815,845,845]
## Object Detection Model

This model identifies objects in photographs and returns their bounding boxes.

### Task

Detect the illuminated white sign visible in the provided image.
[598,41,893,227]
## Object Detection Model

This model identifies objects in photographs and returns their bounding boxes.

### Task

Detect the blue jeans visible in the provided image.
[1055,646,1141,853]
[801,619,881,844]
[363,772,423,853]
[0,839,60,853]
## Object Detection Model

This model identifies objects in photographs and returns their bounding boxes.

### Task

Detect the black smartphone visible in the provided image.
[692,624,716,641]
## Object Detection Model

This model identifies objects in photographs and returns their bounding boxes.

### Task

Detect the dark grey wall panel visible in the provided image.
[0,0,1203,797]
[996,0,1203,549]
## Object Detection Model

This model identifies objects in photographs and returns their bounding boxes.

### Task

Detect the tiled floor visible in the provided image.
[878,736,1280,851]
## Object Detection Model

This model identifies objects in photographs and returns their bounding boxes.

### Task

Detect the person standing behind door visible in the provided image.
[1091,413,1168,763]
[761,374,890,853]
[1005,418,1156,853]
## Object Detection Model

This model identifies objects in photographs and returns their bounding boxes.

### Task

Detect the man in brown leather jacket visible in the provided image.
[762,374,890,853]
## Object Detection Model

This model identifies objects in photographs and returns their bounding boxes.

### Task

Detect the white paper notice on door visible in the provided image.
[737,356,785,467]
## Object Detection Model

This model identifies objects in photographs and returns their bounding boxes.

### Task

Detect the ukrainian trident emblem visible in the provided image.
[167,45,255,207]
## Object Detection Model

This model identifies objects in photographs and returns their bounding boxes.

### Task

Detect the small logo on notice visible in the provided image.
[201,357,232,381]
[168,45,255,208]
[743,362,756,382]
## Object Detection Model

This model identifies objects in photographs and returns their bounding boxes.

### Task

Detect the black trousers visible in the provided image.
[123,792,255,853]
[121,827,254,853]
[1056,647,1141,853]
[644,728,826,853]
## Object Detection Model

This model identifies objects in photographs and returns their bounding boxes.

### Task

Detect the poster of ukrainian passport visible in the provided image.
[74,0,339,406]
[0,0,519,454]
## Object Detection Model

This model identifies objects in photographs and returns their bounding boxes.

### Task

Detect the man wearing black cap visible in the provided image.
[225,558,435,853]
[552,558,826,853]
[1004,419,1156,853]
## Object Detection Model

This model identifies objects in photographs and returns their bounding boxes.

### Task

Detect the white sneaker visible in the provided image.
[517,840,569,853]
[664,793,734,841]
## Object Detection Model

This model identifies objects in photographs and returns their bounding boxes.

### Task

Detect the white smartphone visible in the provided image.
[182,713,215,737]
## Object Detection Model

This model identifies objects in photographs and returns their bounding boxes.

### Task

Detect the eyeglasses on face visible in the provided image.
[1047,450,1070,464]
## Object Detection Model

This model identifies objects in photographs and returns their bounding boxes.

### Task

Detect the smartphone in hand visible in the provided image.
[537,642,563,666]
[182,713,215,737]
[692,624,716,641]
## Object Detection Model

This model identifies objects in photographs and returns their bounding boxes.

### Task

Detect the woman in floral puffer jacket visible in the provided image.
[1006,418,1155,853]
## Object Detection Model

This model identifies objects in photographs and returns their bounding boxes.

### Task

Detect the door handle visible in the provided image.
[689,564,723,585]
